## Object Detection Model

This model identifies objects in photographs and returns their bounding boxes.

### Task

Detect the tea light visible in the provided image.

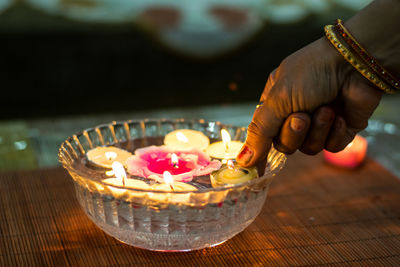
[206,129,243,161]
[211,160,258,187]
[102,162,149,197]
[148,171,197,203]
[323,135,368,168]
[164,129,210,151]
[87,146,132,168]
[151,171,197,192]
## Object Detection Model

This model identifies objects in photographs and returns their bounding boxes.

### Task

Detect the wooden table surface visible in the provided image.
[1,153,400,266]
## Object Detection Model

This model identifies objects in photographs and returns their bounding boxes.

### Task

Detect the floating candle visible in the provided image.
[211,160,258,187]
[151,171,197,192]
[102,162,150,197]
[206,129,243,160]
[164,129,210,151]
[148,171,198,203]
[323,135,368,168]
[145,152,195,176]
[126,145,221,182]
[87,146,132,168]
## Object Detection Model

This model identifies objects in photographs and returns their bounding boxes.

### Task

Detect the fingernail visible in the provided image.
[237,145,253,165]
[290,117,305,131]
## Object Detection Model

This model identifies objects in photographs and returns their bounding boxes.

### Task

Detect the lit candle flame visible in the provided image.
[176,132,189,143]
[171,153,179,168]
[112,161,127,186]
[163,171,174,191]
[105,151,117,161]
[227,160,235,170]
[221,129,231,151]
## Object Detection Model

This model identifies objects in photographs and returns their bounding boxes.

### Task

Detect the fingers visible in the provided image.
[300,106,335,155]
[237,102,284,167]
[238,104,338,166]
[272,107,348,156]
[238,69,292,167]
[325,116,348,152]
[273,113,311,154]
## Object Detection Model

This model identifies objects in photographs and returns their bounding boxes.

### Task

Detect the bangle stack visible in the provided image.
[324,20,399,94]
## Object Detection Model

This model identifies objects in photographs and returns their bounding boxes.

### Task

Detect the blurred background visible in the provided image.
[0,0,374,119]
[1,0,399,177]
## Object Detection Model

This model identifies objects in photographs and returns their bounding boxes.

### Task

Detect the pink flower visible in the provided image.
[126,146,221,182]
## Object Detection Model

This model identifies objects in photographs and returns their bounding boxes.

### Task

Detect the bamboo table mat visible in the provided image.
[1,153,400,266]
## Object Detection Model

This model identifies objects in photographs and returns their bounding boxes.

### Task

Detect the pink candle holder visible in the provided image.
[125,145,221,182]
[323,135,368,168]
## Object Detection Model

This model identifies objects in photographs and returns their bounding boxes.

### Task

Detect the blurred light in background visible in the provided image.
[0,0,373,119]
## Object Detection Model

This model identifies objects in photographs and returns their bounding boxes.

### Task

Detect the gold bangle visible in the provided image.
[335,19,400,90]
[324,25,396,94]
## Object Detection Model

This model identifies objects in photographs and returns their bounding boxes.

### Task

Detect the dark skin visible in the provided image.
[236,0,400,167]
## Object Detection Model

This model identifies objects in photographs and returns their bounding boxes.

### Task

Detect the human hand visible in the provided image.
[236,37,383,167]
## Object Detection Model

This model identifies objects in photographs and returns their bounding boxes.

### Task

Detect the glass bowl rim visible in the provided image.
[58,118,287,194]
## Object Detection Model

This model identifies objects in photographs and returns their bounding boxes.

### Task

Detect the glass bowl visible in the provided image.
[58,119,286,251]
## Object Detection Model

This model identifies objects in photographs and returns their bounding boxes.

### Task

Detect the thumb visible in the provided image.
[236,101,284,167]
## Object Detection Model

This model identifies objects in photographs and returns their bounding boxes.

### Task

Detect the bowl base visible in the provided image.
[89,213,253,252]
[120,239,228,252]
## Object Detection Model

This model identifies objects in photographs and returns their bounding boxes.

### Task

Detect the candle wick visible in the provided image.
[171,153,179,169]
[225,142,230,152]
[169,184,174,191]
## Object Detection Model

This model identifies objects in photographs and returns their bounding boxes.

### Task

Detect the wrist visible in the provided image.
[315,36,355,91]
[344,0,400,77]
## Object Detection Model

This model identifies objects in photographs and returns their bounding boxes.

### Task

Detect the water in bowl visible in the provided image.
[71,136,268,251]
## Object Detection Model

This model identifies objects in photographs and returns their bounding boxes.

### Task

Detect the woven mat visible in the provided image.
[1,153,400,266]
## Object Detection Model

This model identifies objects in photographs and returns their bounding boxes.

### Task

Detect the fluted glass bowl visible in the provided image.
[58,119,286,251]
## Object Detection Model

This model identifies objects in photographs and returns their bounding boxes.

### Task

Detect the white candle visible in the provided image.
[148,171,198,203]
[206,129,243,160]
[102,162,149,197]
[164,129,210,151]
[151,182,197,192]
[87,146,132,168]
[211,160,258,187]
[103,178,150,196]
